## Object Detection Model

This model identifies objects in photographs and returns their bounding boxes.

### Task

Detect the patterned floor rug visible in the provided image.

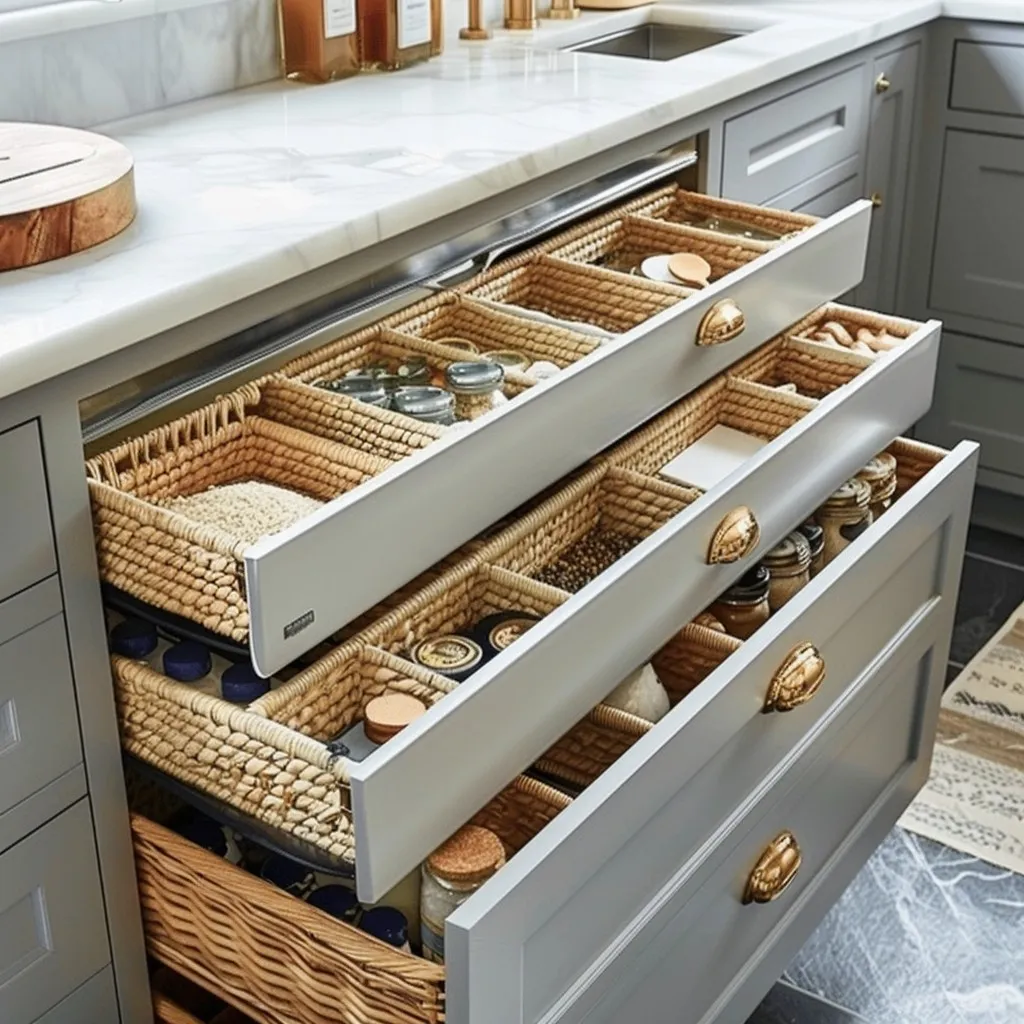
[900,603,1024,873]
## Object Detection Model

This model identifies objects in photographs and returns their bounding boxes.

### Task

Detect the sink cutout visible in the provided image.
[561,23,743,61]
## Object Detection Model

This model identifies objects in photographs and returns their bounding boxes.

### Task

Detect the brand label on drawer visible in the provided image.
[284,610,315,639]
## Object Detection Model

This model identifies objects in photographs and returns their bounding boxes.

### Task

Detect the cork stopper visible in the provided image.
[363,693,427,745]
[427,825,506,885]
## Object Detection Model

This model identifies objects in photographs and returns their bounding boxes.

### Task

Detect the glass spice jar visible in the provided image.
[796,521,825,577]
[445,361,508,421]
[278,0,361,83]
[421,825,505,964]
[761,532,812,612]
[708,565,771,640]
[856,452,898,521]
[815,478,873,566]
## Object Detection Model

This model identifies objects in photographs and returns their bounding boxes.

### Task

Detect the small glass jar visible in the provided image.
[796,522,825,577]
[445,361,508,421]
[708,565,771,640]
[816,478,873,566]
[762,531,812,612]
[421,825,505,964]
[390,386,455,426]
[856,452,898,521]
[318,375,391,408]
[278,0,361,83]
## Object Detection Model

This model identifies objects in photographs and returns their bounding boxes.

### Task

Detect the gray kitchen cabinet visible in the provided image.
[858,42,921,313]
[35,968,118,1024]
[918,330,1024,495]
[929,130,1024,330]
[950,38,1024,118]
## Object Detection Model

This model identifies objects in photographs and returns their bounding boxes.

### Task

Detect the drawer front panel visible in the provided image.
[442,442,976,1024]
[246,201,872,677]
[0,422,56,605]
[348,318,938,901]
[919,331,1024,488]
[35,967,117,1024]
[791,174,863,218]
[950,40,1024,118]
[723,67,868,207]
[0,800,111,1024]
[0,611,83,818]
[930,130,1024,330]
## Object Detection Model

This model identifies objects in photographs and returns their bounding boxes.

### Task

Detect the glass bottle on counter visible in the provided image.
[359,0,442,70]
[278,0,361,83]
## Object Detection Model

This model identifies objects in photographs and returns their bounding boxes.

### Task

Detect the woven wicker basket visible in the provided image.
[86,383,390,643]
[460,253,686,335]
[652,622,742,697]
[132,775,569,1024]
[152,966,256,1024]
[475,463,698,589]
[386,291,599,373]
[114,644,453,860]
[603,376,815,480]
[730,335,872,398]
[632,185,818,241]
[888,436,946,497]
[786,303,918,357]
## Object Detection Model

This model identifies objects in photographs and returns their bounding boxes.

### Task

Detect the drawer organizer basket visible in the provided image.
[784,303,919,360]
[86,383,391,642]
[730,335,871,397]
[132,774,570,1024]
[632,184,818,241]
[152,966,254,1024]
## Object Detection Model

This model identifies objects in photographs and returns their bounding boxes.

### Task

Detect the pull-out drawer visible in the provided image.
[89,190,871,678]
[442,440,975,1024]
[0,578,82,819]
[344,310,939,898]
[0,800,111,1024]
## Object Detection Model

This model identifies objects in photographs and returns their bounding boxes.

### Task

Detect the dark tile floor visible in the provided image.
[744,524,1024,1024]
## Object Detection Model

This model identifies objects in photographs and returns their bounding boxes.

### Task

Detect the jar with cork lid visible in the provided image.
[816,478,873,566]
[420,825,505,963]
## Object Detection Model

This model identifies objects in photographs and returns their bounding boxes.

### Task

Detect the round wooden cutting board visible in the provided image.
[0,122,136,271]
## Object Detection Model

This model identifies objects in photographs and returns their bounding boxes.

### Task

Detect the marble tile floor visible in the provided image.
[744,525,1024,1024]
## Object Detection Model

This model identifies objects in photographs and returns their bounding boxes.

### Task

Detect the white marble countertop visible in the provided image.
[1,0,1020,402]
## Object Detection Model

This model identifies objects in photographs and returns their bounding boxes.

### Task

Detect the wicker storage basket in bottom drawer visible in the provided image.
[132,776,569,1024]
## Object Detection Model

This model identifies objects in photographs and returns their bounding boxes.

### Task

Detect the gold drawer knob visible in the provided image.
[875,73,891,93]
[707,506,760,565]
[743,831,802,904]
[763,642,826,713]
[870,192,883,208]
[696,299,746,346]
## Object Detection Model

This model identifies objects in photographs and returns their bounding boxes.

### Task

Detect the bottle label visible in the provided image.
[420,910,446,964]
[398,0,431,49]
[323,0,356,38]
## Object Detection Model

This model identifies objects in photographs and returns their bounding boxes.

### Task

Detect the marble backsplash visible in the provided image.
[0,0,508,128]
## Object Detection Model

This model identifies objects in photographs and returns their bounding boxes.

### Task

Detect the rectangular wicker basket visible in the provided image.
[132,774,570,1024]
[785,303,920,360]
[86,383,392,643]
[729,335,872,397]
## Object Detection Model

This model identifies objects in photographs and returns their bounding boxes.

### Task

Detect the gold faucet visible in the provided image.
[504,0,537,30]
[546,0,578,19]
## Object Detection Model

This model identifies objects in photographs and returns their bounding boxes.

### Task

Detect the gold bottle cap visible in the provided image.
[363,693,427,745]
[427,825,506,885]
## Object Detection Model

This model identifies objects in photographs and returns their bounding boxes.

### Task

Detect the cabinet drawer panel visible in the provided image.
[0,423,56,604]
[349,315,939,900]
[0,611,82,818]
[246,199,871,676]
[919,331,1024,486]
[950,40,1024,118]
[0,800,111,1024]
[930,130,1024,329]
[35,967,117,1024]
[723,67,868,206]
[440,442,975,1024]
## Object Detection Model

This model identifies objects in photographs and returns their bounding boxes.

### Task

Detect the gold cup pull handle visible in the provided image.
[696,298,746,346]
[875,73,891,93]
[743,831,802,904]
[707,506,760,565]
[763,642,826,713]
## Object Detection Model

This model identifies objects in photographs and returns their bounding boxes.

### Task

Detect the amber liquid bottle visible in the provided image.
[279,0,362,82]
[359,0,442,69]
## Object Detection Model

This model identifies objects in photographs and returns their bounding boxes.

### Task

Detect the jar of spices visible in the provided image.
[445,361,508,420]
[421,825,506,964]
[816,478,873,566]
[796,522,825,577]
[761,532,812,612]
[390,386,455,426]
[317,376,391,408]
[708,565,771,640]
[856,452,898,521]
[473,610,541,659]
[408,634,486,683]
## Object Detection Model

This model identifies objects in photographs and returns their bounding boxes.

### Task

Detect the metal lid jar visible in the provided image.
[856,452,898,521]
[796,521,825,577]
[445,361,508,420]
[816,478,873,566]
[708,564,771,640]
[761,532,812,612]
[390,386,456,426]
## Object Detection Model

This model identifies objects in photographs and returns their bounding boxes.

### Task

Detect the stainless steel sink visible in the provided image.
[560,23,742,62]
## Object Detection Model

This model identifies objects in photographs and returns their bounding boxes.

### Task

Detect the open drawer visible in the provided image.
[131,440,976,1024]
[88,188,872,677]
